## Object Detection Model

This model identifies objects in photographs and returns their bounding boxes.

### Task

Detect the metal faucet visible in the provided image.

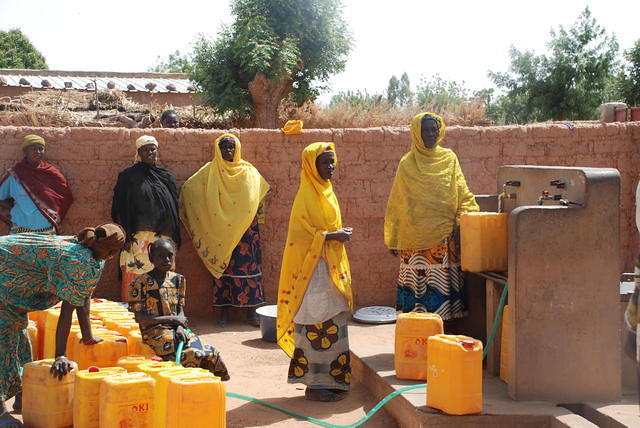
[498,180,520,212]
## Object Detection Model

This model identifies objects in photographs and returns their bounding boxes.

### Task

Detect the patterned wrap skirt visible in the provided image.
[396,235,467,320]
[212,218,265,307]
[0,309,31,400]
[142,325,230,381]
[287,312,351,391]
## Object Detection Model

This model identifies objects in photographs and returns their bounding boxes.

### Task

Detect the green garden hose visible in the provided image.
[229,283,509,428]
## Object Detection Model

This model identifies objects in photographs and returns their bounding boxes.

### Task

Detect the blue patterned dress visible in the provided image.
[0,233,103,400]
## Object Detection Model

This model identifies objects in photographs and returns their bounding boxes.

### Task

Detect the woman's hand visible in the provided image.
[389,249,398,257]
[326,227,352,243]
[50,356,73,380]
[175,325,188,344]
[80,336,103,345]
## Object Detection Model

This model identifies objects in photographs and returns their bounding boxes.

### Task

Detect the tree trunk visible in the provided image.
[248,72,293,128]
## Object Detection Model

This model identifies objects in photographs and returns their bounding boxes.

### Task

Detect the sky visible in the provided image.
[2,0,640,103]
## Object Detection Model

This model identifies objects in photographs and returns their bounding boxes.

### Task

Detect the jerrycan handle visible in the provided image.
[174,328,192,365]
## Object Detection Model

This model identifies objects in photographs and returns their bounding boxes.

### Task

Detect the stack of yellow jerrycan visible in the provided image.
[394,312,443,380]
[427,334,483,415]
[460,212,508,272]
[74,331,129,370]
[100,371,156,428]
[22,359,77,428]
[73,366,127,428]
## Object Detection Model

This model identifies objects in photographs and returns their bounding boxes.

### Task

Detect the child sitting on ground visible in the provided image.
[128,238,230,380]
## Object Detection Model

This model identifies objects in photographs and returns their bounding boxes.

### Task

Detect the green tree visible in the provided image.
[148,50,193,73]
[331,89,383,109]
[0,29,47,69]
[386,75,400,106]
[398,72,413,106]
[489,7,618,123]
[415,74,469,111]
[191,0,352,128]
[617,40,640,106]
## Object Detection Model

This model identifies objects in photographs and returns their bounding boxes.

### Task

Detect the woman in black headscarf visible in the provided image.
[111,135,180,301]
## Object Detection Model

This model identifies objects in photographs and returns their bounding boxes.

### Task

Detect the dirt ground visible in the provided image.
[193,317,398,427]
[9,316,397,428]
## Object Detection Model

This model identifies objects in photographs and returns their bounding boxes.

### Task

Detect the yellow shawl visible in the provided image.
[179,133,270,278]
[384,112,479,251]
[276,142,353,358]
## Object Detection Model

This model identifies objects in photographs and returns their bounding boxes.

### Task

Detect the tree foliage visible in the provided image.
[415,74,469,111]
[489,7,618,123]
[191,0,352,127]
[330,89,383,109]
[387,72,413,107]
[617,40,640,106]
[0,29,47,69]
[148,50,193,73]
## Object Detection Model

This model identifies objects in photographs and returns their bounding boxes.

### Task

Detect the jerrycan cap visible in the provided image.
[460,340,475,349]
[88,366,100,373]
[115,337,127,343]
[151,356,163,362]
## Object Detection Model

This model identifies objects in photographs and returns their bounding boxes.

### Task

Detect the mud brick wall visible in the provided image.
[1,122,639,317]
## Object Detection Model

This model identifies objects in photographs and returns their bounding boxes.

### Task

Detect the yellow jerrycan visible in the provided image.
[27,320,38,360]
[74,332,128,369]
[152,367,210,428]
[427,334,483,415]
[99,372,156,428]
[460,212,508,272]
[167,374,226,428]
[127,330,156,356]
[116,355,159,372]
[22,358,77,428]
[394,312,443,380]
[73,366,127,428]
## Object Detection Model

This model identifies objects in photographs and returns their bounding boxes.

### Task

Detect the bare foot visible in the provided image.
[246,307,260,327]
[217,307,229,326]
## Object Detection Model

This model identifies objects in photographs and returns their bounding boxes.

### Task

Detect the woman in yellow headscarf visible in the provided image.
[384,113,479,319]
[179,134,270,326]
[277,142,353,402]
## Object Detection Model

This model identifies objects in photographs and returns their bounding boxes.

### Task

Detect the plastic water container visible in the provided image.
[99,372,156,428]
[153,368,210,428]
[256,305,277,342]
[127,330,156,356]
[460,212,508,272]
[117,355,156,372]
[27,320,38,360]
[427,334,483,415]
[167,375,226,428]
[22,359,77,428]
[73,366,127,428]
[106,319,138,336]
[74,333,129,369]
[43,307,77,358]
[500,305,510,383]
[394,312,443,380]
[136,361,178,377]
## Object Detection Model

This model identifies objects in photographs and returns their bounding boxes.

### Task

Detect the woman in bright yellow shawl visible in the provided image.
[179,134,270,326]
[277,142,353,402]
[384,112,479,319]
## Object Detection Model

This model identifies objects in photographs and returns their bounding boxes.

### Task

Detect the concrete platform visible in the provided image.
[349,323,638,427]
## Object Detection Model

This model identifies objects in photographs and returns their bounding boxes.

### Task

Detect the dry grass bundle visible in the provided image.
[278,98,491,128]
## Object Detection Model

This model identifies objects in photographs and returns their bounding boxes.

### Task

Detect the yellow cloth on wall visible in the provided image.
[282,120,304,135]
[384,112,479,251]
[276,142,353,358]
[179,133,270,278]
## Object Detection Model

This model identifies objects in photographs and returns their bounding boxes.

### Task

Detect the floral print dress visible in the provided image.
[128,272,230,380]
[0,233,103,400]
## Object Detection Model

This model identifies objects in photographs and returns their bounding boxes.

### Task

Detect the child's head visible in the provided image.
[148,238,176,273]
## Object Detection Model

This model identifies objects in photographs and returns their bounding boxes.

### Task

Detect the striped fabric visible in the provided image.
[396,235,467,320]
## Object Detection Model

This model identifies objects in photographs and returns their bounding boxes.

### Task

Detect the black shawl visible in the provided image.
[111,162,181,247]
